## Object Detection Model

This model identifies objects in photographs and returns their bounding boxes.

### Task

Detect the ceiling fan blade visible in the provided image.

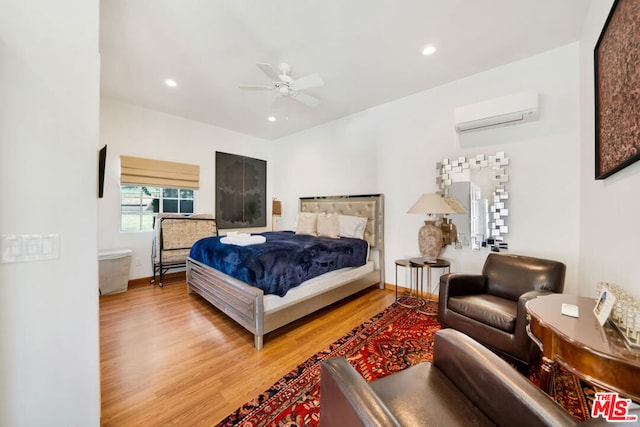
[256,63,279,81]
[291,92,321,108]
[291,73,324,91]
[238,84,273,90]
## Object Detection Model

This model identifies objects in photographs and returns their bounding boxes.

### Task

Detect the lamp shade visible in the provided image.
[444,197,467,214]
[407,193,457,215]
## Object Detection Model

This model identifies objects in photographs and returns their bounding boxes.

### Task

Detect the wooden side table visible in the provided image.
[527,294,640,402]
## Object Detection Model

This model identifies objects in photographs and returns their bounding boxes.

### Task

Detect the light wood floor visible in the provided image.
[100,278,397,426]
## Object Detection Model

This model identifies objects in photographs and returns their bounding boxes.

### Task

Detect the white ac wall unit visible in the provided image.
[454,91,539,134]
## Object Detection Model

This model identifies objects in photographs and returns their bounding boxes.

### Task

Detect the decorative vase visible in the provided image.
[417,220,443,262]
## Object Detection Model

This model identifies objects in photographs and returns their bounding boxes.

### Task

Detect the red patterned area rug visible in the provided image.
[216,299,599,426]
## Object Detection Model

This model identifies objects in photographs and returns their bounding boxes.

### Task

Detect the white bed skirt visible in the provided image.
[263,261,375,313]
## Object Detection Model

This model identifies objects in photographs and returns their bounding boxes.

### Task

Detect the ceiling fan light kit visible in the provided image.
[239,62,324,108]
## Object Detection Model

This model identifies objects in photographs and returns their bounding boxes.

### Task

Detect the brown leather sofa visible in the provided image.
[438,253,566,366]
[320,329,635,427]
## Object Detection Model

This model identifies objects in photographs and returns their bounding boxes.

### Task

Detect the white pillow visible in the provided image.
[317,213,340,238]
[338,215,368,240]
[295,212,318,236]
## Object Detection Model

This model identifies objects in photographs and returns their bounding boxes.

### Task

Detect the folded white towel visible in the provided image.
[221,233,266,246]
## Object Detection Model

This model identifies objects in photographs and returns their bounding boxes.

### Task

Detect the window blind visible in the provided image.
[120,156,200,189]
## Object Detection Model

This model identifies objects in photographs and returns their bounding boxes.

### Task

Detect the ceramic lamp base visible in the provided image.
[418,220,443,262]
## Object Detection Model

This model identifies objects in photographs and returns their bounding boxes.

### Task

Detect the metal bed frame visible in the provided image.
[186,194,385,349]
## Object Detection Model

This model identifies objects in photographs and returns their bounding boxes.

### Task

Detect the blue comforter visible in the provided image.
[189,231,369,297]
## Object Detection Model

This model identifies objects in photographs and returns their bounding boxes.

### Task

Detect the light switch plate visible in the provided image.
[2,235,23,262]
[1,234,60,263]
[40,234,60,260]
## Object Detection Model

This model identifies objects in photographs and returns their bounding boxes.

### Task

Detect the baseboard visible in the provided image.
[128,271,186,289]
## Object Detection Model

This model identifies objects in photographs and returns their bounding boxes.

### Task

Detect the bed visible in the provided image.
[186,194,385,350]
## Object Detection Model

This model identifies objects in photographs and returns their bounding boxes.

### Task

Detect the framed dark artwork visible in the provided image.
[215,151,266,228]
[594,0,640,179]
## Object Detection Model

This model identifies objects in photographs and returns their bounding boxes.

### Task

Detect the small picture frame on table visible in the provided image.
[594,289,616,326]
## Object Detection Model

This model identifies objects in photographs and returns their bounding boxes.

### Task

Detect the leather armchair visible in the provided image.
[438,253,566,366]
[320,329,588,427]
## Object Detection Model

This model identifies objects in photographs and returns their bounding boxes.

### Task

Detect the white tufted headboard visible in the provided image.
[299,194,385,287]
[299,194,384,249]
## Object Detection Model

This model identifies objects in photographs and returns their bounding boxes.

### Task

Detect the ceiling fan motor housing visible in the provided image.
[278,85,290,95]
[239,62,323,107]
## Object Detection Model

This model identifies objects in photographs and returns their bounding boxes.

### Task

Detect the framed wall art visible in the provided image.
[594,0,640,179]
[215,151,266,229]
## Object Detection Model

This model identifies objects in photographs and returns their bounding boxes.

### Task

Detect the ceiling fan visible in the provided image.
[239,63,324,108]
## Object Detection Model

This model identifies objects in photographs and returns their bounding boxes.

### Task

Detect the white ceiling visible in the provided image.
[99,0,590,140]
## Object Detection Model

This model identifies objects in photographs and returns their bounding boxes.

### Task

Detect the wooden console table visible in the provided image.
[526,294,640,402]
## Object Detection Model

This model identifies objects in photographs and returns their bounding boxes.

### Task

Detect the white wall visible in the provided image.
[274,43,582,294]
[98,3,640,302]
[100,42,591,297]
[0,1,100,425]
[579,1,640,298]
[99,98,272,279]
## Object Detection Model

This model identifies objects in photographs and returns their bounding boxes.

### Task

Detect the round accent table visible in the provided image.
[408,258,451,302]
[408,258,451,316]
[394,259,425,308]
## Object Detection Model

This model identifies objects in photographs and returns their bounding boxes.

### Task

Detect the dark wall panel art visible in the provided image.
[215,152,266,228]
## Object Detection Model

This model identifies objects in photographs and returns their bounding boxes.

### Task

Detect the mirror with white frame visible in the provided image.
[436,152,509,250]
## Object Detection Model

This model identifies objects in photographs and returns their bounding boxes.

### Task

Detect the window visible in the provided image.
[120,186,195,231]
[119,155,200,231]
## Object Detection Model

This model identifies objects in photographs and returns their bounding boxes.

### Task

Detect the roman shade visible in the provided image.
[120,155,200,189]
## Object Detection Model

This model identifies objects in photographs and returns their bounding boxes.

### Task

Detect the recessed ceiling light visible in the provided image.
[268,116,276,122]
[422,45,436,56]
[164,79,177,87]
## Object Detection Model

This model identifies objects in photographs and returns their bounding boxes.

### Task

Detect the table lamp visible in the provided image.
[407,193,457,262]
[272,199,282,231]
